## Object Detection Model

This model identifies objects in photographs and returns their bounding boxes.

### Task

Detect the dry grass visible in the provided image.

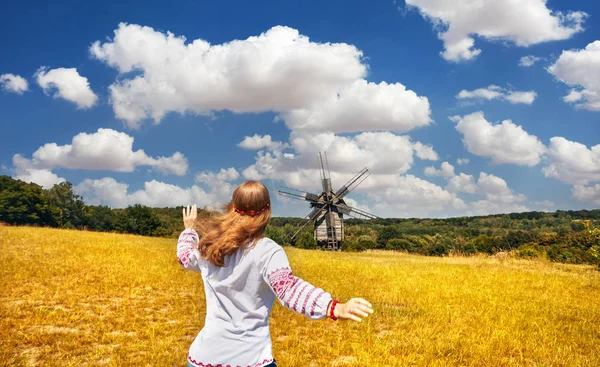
[1,226,599,366]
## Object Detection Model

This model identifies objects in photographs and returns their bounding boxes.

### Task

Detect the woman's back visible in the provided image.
[186,234,280,367]
[179,229,332,367]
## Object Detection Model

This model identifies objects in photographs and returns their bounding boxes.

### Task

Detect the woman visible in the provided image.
[177,180,374,367]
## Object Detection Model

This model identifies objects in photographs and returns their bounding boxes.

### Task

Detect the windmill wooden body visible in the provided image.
[278,152,378,250]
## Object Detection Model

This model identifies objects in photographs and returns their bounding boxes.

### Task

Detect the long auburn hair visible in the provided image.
[195,180,271,267]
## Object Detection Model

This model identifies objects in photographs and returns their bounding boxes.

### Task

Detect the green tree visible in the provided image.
[43,182,88,228]
[265,225,287,245]
[295,231,316,249]
[87,205,117,232]
[471,234,495,254]
[377,225,401,248]
[386,238,412,251]
[0,176,57,226]
[121,204,163,236]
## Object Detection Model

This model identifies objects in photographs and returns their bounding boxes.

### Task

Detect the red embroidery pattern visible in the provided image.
[267,267,298,299]
[188,356,274,367]
[282,278,299,305]
[301,287,317,315]
[292,283,309,312]
[266,267,329,317]
[179,251,191,267]
[177,231,198,267]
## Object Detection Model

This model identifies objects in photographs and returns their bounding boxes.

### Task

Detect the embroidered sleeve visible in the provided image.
[177,229,202,273]
[262,246,332,320]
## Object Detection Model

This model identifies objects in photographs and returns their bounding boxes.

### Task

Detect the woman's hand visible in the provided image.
[332,298,374,322]
[183,204,197,230]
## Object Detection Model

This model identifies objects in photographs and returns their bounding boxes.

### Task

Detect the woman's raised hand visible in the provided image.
[334,298,374,322]
[183,204,197,230]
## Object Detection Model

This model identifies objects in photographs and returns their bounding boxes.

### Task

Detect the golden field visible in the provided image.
[1,226,599,367]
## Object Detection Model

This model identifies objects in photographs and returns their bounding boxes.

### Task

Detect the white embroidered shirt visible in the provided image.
[177,229,333,367]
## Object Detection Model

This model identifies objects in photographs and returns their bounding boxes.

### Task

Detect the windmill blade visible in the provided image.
[278,188,321,203]
[335,203,379,220]
[335,168,370,199]
[290,205,325,240]
[318,152,332,195]
[324,151,332,189]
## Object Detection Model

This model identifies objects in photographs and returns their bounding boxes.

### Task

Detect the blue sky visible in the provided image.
[1,0,599,218]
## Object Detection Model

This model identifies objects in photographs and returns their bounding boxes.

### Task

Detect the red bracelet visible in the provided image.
[329,300,339,320]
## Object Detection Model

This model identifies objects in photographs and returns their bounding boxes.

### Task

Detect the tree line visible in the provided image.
[1,175,599,267]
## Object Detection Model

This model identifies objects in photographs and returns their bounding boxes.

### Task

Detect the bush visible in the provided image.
[344,238,367,252]
[295,231,316,249]
[471,235,495,254]
[386,238,412,251]
[515,243,547,260]
[459,241,477,255]
[265,225,288,246]
[547,244,594,264]
[586,246,600,268]
[426,243,448,256]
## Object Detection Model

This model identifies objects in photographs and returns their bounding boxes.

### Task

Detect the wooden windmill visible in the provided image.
[278,152,378,250]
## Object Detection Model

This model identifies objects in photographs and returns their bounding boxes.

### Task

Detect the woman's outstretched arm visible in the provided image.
[261,244,373,321]
[177,205,202,272]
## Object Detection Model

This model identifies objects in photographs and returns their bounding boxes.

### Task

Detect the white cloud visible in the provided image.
[477,172,525,203]
[447,173,477,194]
[406,0,586,62]
[572,184,600,206]
[13,128,188,176]
[457,86,503,100]
[547,41,600,111]
[421,160,526,209]
[91,23,364,127]
[458,173,529,215]
[0,74,28,94]
[153,152,189,176]
[456,158,469,165]
[369,175,467,218]
[196,167,240,185]
[35,67,98,109]
[424,161,455,177]
[75,177,129,206]
[504,91,537,105]
[542,137,600,185]
[195,168,241,204]
[411,141,439,161]
[452,112,545,166]
[217,167,240,182]
[12,154,66,189]
[281,79,431,133]
[75,178,228,209]
[90,23,431,132]
[430,165,523,204]
[15,169,66,189]
[456,85,537,105]
[238,135,284,150]
[519,55,542,67]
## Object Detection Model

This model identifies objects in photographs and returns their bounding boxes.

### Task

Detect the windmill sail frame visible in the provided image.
[277,151,378,250]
